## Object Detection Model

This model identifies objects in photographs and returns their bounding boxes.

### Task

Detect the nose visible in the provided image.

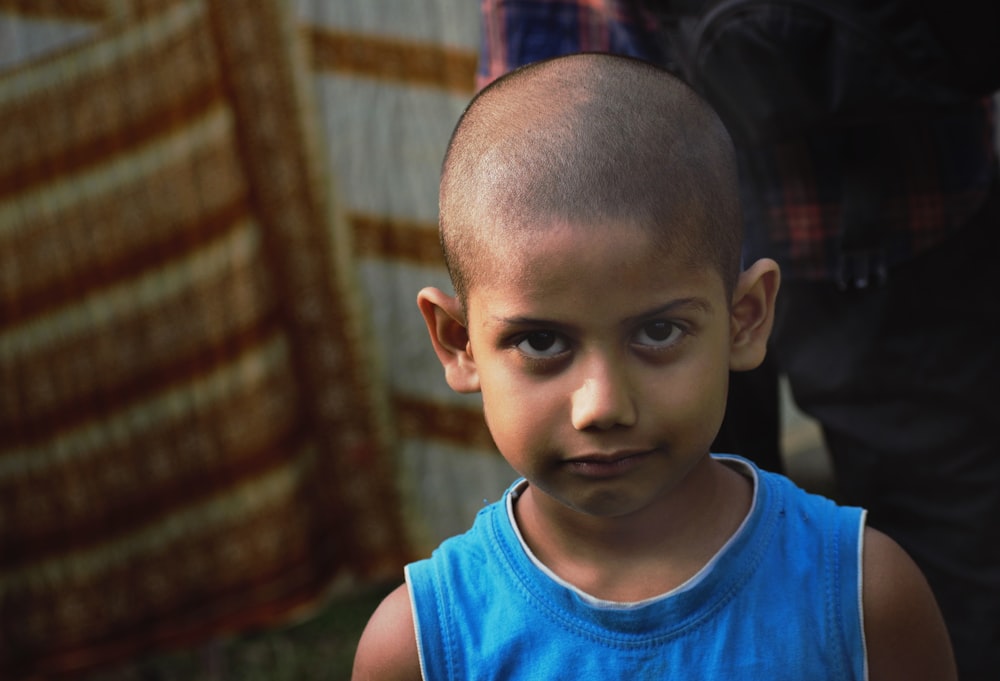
[570,354,638,431]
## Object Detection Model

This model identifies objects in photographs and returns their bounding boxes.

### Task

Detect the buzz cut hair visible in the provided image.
[438,52,744,305]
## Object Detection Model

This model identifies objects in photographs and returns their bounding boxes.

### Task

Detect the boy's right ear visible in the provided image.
[417,287,481,393]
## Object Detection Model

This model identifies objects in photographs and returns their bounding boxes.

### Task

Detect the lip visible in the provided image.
[563,450,652,478]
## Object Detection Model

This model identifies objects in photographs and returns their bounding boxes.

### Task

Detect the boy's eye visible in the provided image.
[515,331,569,358]
[634,320,683,348]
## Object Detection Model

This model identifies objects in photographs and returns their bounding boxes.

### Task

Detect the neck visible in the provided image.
[513,456,753,602]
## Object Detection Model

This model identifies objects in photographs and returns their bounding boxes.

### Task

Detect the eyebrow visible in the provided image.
[621,297,715,325]
[490,297,716,328]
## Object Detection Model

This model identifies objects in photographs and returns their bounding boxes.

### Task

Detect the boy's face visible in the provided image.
[459,220,736,519]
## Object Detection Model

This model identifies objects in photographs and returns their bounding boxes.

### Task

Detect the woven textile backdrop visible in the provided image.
[300,1,515,550]
[0,1,513,678]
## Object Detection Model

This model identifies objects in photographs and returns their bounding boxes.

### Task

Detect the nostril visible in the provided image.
[570,376,638,431]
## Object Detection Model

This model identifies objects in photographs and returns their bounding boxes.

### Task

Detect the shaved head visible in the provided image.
[439,53,743,304]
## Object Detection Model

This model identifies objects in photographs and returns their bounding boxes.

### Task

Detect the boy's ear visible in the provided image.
[417,287,481,393]
[729,258,781,372]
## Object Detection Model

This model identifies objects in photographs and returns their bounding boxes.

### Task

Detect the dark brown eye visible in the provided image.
[515,331,568,357]
[635,321,683,348]
[525,331,557,351]
[644,321,675,342]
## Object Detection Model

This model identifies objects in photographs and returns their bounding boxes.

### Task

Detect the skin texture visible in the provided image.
[439,53,744,302]
[352,54,956,681]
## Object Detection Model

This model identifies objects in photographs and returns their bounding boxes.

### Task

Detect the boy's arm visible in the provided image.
[351,583,422,681]
[862,527,957,681]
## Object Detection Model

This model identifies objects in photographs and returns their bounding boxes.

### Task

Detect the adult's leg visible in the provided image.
[771,187,1000,680]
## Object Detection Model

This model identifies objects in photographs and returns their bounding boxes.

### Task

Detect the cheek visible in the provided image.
[480,373,562,447]
[481,394,541,467]
[654,356,730,433]
[483,380,550,421]
[697,365,731,438]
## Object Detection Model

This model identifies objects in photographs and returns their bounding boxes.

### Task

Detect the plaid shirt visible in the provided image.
[477,0,998,283]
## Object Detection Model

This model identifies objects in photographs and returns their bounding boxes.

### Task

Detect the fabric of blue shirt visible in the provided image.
[406,455,867,680]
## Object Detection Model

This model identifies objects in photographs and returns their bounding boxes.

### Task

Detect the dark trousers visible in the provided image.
[768,181,1000,680]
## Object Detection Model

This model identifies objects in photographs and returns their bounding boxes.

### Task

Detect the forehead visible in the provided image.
[466,218,727,320]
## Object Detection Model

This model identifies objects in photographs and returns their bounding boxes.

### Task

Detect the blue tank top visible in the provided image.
[406,456,867,680]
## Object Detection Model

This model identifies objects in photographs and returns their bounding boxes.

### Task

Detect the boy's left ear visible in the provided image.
[728,258,781,371]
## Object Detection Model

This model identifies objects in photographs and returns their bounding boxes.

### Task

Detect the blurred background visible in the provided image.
[0,1,830,679]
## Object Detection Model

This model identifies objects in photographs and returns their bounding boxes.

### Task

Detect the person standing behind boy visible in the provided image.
[477,4,1000,678]
[352,53,955,681]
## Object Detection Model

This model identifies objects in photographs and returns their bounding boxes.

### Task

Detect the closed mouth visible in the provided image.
[564,450,652,476]
[568,450,647,465]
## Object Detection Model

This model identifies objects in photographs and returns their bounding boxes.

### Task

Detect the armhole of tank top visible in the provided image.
[857,509,870,681]
[403,564,430,681]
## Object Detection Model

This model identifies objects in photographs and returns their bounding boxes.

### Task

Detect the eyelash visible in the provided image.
[513,331,570,359]
[510,320,688,362]
[634,320,684,347]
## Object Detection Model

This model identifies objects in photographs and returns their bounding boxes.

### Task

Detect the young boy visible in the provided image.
[352,53,956,680]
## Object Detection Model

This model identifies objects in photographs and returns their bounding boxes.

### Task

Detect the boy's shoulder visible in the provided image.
[351,583,420,681]
[861,527,957,680]
[350,494,509,681]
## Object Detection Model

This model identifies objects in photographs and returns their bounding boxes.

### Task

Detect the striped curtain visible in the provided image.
[0,0,481,677]
[298,2,517,550]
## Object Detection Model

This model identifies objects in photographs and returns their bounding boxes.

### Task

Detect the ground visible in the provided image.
[81,582,396,681]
